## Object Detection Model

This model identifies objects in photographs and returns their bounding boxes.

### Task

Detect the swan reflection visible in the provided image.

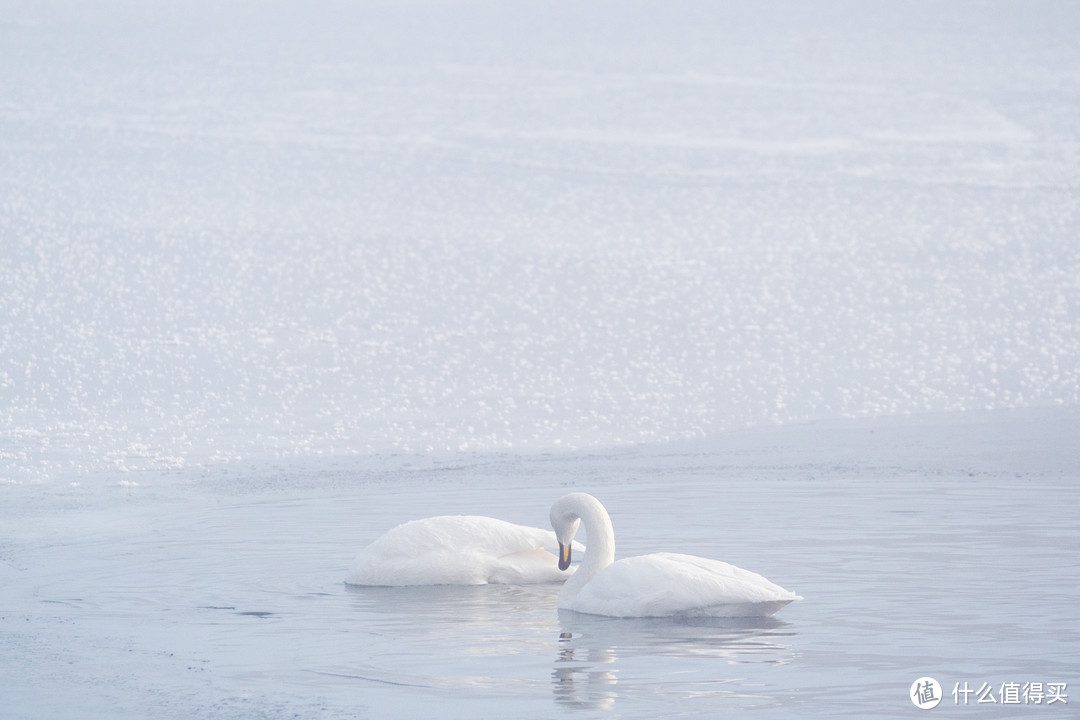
[340,583,796,711]
[345,582,562,626]
[553,630,619,710]
[553,610,796,710]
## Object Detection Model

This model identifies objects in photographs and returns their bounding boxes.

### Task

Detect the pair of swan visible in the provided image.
[346,492,799,618]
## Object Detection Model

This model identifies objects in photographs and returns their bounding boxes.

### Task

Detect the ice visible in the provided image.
[3,0,1078,482]
[2,0,1079,717]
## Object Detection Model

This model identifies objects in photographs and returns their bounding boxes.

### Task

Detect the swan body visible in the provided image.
[550,492,800,617]
[346,515,581,586]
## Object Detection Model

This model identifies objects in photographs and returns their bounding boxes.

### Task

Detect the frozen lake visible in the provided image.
[2,0,1079,717]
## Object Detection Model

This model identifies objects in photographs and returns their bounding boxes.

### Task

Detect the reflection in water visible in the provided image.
[553,610,797,710]
[337,584,797,712]
[345,582,563,629]
[338,583,565,690]
[554,630,619,710]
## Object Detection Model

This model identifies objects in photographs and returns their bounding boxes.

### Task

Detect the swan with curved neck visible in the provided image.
[346,515,583,586]
[550,492,800,617]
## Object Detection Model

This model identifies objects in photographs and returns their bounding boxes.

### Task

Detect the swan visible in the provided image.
[345,515,583,586]
[549,492,800,617]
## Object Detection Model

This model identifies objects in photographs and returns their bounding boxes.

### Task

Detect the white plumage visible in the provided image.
[550,492,800,617]
[346,515,580,586]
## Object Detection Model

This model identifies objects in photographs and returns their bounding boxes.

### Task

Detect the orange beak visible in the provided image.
[558,543,572,571]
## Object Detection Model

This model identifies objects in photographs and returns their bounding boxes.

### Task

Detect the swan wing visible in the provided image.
[374,516,558,555]
[488,548,578,584]
[569,552,800,617]
[346,515,581,586]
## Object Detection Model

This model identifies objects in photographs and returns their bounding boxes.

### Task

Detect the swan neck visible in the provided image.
[561,495,615,598]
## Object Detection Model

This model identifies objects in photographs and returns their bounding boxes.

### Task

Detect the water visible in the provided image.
[3,410,1077,718]
[3,0,1080,717]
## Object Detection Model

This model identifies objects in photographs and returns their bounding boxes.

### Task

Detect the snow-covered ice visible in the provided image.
[2,0,1079,717]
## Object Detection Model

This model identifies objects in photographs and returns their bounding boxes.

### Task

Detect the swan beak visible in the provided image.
[558,543,572,571]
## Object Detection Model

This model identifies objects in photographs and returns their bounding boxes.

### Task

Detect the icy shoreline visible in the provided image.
[4,1,1079,487]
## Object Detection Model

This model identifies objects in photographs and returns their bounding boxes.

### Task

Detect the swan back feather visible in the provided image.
[346,515,577,586]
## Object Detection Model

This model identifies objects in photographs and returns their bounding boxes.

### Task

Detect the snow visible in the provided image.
[1,0,1079,717]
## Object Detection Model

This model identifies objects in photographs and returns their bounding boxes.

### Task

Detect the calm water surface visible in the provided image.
[4,430,1077,719]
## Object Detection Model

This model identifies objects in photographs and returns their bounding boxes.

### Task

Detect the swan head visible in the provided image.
[550,493,587,571]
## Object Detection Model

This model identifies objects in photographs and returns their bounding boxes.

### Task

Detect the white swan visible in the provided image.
[345,515,582,586]
[550,492,800,617]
